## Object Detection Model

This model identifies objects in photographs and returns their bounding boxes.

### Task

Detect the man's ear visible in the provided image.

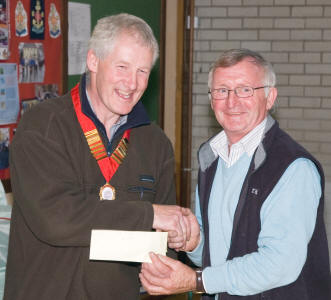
[210,94,215,111]
[266,87,278,111]
[86,50,98,73]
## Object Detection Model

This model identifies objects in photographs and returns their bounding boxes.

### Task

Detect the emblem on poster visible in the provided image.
[49,3,61,39]
[30,0,45,39]
[15,1,28,37]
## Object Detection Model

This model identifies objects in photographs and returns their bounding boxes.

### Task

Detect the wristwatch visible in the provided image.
[194,268,206,294]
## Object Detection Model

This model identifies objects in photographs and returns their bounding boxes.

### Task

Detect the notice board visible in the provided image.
[0,0,65,183]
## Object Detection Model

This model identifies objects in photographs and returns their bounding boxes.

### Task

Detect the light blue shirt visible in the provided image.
[85,88,128,142]
[188,154,321,296]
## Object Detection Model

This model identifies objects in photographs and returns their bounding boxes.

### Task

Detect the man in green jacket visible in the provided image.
[4,13,191,300]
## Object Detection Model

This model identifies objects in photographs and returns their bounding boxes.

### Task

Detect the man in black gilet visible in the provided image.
[140,49,330,300]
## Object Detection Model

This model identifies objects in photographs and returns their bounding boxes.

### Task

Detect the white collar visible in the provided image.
[210,118,267,167]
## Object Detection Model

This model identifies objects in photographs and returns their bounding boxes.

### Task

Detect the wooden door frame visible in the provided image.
[161,0,194,209]
[179,0,194,209]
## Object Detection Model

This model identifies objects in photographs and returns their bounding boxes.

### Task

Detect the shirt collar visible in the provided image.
[79,73,150,143]
[85,88,128,141]
[210,118,267,167]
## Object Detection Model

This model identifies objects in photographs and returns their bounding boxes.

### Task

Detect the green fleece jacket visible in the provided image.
[4,82,176,299]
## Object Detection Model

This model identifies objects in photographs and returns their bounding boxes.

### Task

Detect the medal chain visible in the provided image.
[71,83,131,184]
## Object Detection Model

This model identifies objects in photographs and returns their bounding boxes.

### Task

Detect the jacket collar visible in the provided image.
[252,115,275,170]
[198,115,276,172]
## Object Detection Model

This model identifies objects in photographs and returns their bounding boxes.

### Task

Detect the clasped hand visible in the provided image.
[152,204,200,252]
[141,205,201,296]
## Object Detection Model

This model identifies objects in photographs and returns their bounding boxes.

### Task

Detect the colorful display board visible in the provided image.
[0,0,64,180]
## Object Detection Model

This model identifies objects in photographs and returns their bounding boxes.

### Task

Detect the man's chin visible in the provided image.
[115,106,135,116]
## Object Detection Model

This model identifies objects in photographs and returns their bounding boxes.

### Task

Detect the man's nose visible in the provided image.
[226,90,240,108]
[126,71,137,90]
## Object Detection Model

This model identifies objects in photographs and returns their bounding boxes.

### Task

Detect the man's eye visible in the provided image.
[218,88,228,94]
[241,87,251,93]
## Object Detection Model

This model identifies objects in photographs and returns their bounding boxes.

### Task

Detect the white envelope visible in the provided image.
[89,230,168,263]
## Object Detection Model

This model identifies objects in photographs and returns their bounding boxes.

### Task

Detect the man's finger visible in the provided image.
[155,254,178,266]
[149,252,172,274]
[183,215,191,242]
[141,262,167,278]
[139,273,169,295]
[167,230,178,238]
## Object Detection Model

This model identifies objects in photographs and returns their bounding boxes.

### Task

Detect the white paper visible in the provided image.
[68,2,91,75]
[90,230,168,263]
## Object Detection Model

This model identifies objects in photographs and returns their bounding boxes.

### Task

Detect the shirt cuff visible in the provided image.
[186,230,204,266]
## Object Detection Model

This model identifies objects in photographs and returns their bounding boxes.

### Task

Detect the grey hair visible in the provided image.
[208,49,276,97]
[88,13,159,65]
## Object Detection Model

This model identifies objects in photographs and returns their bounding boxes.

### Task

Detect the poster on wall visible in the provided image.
[0,0,9,60]
[18,42,45,83]
[35,83,58,100]
[0,63,19,125]
[15,1,28,37]
[30,0,45,39]
[21,83,59,116]
[48,3,61,39]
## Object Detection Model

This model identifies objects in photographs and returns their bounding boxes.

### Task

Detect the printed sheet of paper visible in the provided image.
[68,2,91,75]
[0,63,19,124]
[90,230,168,263]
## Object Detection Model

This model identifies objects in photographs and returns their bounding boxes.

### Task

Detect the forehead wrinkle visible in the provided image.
[213,61,264,88]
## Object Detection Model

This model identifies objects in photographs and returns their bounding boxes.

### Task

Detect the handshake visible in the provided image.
[138,205,201,295]
[152,204,200,252]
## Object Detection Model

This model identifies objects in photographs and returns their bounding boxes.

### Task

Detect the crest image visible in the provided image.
[15,1,28,37]
[30,0,45,39]
[48,3,61,38]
